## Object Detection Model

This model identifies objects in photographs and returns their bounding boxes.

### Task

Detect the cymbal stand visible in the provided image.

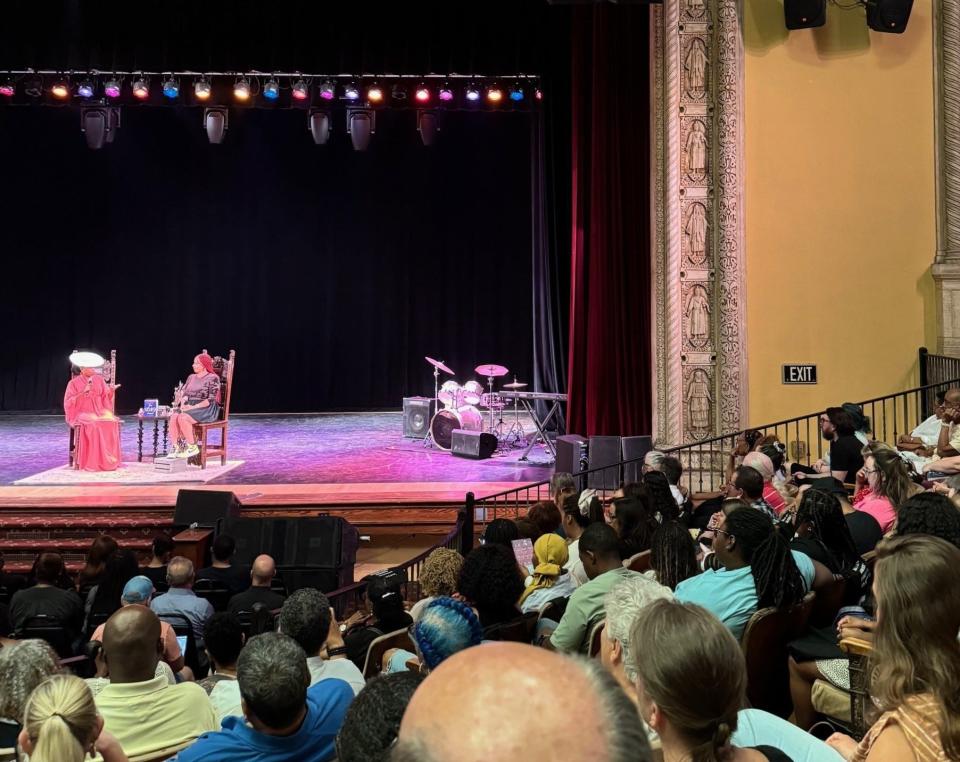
[485,375,496,433]
[506,389,525,447]
[423,363,441,449]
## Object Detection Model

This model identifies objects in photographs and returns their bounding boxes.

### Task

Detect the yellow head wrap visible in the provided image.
[518,534,569,606]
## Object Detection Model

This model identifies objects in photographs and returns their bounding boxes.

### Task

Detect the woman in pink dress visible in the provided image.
[64,353,121,471]
[167,353,221,458]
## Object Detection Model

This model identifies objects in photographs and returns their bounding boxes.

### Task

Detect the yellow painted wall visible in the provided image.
[743,0,937,425]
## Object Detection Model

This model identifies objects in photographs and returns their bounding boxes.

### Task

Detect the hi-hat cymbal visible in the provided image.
[503,381,528,389]
[425,356,455,375]
[475,363,509,378]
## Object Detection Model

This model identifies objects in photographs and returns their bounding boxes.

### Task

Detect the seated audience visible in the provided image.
[648,520,699,591]
[478,518,520,548]
[385,597,484,674]
[77,536,119,594]
[95,605,217,760]
[611,494,659,561]
[456,544,524,630]
[514,517,540,541]
[197,612,245,722]
[545,522,641,653]
[894,491,960,547]
[278,588,364,695]
[10,552,83,642]
[227,554,285,615]
[674,507,811,640]
[335,671,425,762]
[842,402,872,445]
[642,449,666,473]
[0,639,61,749]
[658,455,690,513]
[175,632,354,762]
[409,548,463,621]
[393,642,651,762]
[743,451,788,515]
[520,533,576,613]
[196,535,251,595]
[84,639,177,697]
[549,472,578,516]
[642,469,681,522]
[526,501,562,539]
[150,556,215,647]
[562,490,603,586]
[83,549,140,637]
[897,389,946,454]
[793,408,864,484]
[826,535,960,761]
[141,534,174,591]
[728,465,778,522]
[853,441,920,533]
[340,574,413,671]
[18,674,127,762]
[725,429,765,486]
[0,551,26,596]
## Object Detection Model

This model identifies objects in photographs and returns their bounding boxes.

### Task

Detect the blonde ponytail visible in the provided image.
[22,675,98,762]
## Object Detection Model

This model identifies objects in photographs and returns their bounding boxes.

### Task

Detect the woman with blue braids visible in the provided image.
[382,597,483,674]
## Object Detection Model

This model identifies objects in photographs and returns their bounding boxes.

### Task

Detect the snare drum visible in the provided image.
[438,380,461,409]
[461,380,484,406]
[430,406,483,450]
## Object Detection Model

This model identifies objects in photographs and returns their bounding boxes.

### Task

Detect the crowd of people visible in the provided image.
[1,397,959,761]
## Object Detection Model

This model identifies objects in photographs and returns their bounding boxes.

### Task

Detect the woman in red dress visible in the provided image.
[64,352,121,471]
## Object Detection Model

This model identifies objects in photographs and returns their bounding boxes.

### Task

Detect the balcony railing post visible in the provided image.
[461,496,475,557]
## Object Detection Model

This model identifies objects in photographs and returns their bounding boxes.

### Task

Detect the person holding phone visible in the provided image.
[519,535,575,614]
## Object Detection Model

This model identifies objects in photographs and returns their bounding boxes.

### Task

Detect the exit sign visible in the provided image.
[782,364,817,384]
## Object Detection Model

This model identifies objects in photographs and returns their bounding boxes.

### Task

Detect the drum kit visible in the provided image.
[423,356,528,452]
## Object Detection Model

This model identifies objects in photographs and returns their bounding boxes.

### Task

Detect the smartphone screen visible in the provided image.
[176,635,188,653]
[511,538,535,574]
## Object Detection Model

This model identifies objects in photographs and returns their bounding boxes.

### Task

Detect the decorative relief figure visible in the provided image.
[685,285,711,348]
[684,202,708,265]
[686,0,707,18]
[686,368,713,438]
[684,120,708,179]
[683,38,708,99]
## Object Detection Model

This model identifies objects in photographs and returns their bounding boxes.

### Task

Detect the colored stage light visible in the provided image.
[51,80,70,99]
[132,77,150,99]
[509,85,524,102]
[414,85,430,103]
[162,76,179,98]
[319,80,335,100]
[194,77,211,100]
[344,83,360,101]
[103,78,121,98]
[77,79,95,98]
[233,77,251,101]
[438,86,454,102]
[535,88,543,101]
[367,85,384,103]
[465,85,480,102]
[0,80,14,97]
[263,77,279,100]
[292,78,309,100]
[486,86,503,104]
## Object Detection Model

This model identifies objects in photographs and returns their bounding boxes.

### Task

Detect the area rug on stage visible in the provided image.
[13,460,245,486]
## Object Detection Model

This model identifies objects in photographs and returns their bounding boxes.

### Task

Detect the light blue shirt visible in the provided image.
[151,588,215,646]
[733,709,844,761]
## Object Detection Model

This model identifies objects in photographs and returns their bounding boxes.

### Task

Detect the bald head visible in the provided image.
[251,554,276,587]
[102,605,163,684]
[396,642,650,762]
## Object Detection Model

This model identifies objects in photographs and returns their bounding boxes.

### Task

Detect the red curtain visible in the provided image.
[566,4,652,437]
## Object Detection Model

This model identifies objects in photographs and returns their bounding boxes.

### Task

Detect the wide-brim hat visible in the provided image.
[68,351,105,369]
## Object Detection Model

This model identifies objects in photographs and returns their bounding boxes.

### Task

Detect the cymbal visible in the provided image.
[475,363,509,378]
[503,381,528,389]
[425,356,454,375]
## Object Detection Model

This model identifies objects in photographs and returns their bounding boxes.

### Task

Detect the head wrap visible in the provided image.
[577,489,598,517]
[743,451,775,481]
[196,353,215,374]
[121,575,155,604]
[518,534,569,606]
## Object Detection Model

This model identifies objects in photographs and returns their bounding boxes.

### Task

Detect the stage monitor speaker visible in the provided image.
[783,0,826,29]
[283,516,359,568]
[556,435,589,491]
[621,435,654,485]
[173,489,240,528]
[587,436,622,491]
[403,396,431,439]
[866,0,913,33]
[451,429,497,460]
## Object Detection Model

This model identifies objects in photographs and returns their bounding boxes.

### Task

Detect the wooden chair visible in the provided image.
[68,349,119,468]
[588,617,605,657]
[839,635,874,740]
[625,550,652,573]
[191,349,236,469]
[740,591,815,718]
[482,611,539,644]
[362,627,415,680]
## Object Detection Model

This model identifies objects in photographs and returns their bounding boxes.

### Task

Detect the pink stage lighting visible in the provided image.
[104,78,121,98]
[438,86,454,102]
[0,82,14,97]
[414,85,430,103]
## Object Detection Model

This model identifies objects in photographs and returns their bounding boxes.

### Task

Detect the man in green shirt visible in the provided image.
[542,522,640,653]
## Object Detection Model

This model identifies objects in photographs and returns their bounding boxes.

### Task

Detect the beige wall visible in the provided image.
[742,0,937,425]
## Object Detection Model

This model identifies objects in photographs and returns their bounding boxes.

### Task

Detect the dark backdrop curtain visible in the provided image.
[566,5,652,437]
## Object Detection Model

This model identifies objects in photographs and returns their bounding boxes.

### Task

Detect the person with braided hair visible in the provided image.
[384,596,484,674]
[18,674,128,762]
[675,507,813,640]
[648,521,700,591]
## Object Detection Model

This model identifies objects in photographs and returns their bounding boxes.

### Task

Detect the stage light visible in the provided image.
[77,79,95,98]
[162,76,179,98]
[509,84,524,102]
[24,76,42,98]
[51,79,70,99]
[194,77,211,100]
[535,88,543,101]
[204,107,228,143]
[309,109,330,144]
[391,83,407,101]
[414,84,430,103]
[319,80,335,100]
[347,108,374,151]
[263,77,279,100]
[131,76,149,99]
[104,77,121,98]
[418,111,439,147]
[465,84,481,102]
[292,78,309,100]
[344,82,360,101]
[0,79,15,97]
[367,84,384,103]
[438,85,454,102]
[233,77,251,101]
[486,86,503,104]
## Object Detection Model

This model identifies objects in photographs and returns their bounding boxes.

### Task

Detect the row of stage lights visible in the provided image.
[0,73,541,107]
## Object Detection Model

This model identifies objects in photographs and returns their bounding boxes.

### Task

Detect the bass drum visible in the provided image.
[430,406,484,451]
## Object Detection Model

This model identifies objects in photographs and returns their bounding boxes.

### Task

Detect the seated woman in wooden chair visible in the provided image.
[64,351,121,471]
[168,352,221,458]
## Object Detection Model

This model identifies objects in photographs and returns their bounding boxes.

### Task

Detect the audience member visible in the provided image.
[77,536,119,594]
[83,549,140,638]
[897,389,946,454]
[841,402,872,445]
[197,612,245,722]
[150,556,215,648]
[18,674,127,762]
[545,522,641,653]
[196,535,251,595]
[513,518,540,541]
[409,548,463,621]
[610,495,659,562]
[9,552,83,642]
[658,455,689,513]
[385,597,484,674]
[142,535,174,591]
[648,521,699,591]
[227,554,285,614]
[793,408,864,484]
[335,671,425,762]
[519,534,575,613]
[853,441,920,533]
[894,491,960,548]
[0,551,26,596]
[642,449,666,473]
[743,451,788,515]
[549,472,578,516]
[84,638,177,697]
[394,642,651,762]
[456,544,524,630]
[0,639,61,749]
[340,574,413,671]
[728,465,778,521]
[278,588,364,694]
[643,469,681,522]
[725,429,765,486]
[96,606,216,759]
[562,490,603,586]
[526,501,562,539]
[478,518,520,549]
[175,632,354,762]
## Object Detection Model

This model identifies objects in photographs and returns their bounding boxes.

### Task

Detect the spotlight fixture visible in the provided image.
[204,107,228,144]
[414,84,430,103]
[77,79,95,98]
[292,78,309,101]
[417,111,439,147]
[509,84,524,102]
[308,109,331,144]
[783,0,826,29]
[0,79,13,97]
[162,76,179,98]
[866,0,913,32]
[486,86,503,104]
[51,79,70,99]
[81,107,119,150]
[233,77,251,101]
[344,82,360,101]
[194,76,211,100]
[391,83,407,101]
[438,85,454,102]
[465,84,481,102]
[535,88,543,101]
[367,84,384,103]
[319,80,336,100]
[103,77,121,98]
[347,108,374,151]
[131,76,150,99]
[23,76,42,98]
[263,77,280,100]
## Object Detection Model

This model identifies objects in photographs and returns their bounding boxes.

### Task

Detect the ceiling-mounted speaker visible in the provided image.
[347,109,374,151]
[204,107,228,144]
[783,0,826,28]
[309,110,330,145]
[866,0,913,33]
[81,108,108,150]
[417,111,439,146]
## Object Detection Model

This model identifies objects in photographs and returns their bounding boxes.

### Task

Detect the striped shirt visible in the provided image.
[853,694,949,762]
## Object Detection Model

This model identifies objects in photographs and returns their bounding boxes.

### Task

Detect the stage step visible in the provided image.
[0,513,175,530]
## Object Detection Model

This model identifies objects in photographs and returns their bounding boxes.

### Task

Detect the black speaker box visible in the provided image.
[451,429,498,459]
[783,0,825,29]
[587,436,622,491]
[222,515,358,573]
[403,396,432,439]
[275,567,343,594]
[866,0,913,33]
[621,435,654,485]
[556,434,589,490]
[173,489,240,528]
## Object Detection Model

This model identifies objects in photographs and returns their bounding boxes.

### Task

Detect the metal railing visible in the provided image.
[326,499,473,617]
[919,347,960,412]
[473,372,960,523]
